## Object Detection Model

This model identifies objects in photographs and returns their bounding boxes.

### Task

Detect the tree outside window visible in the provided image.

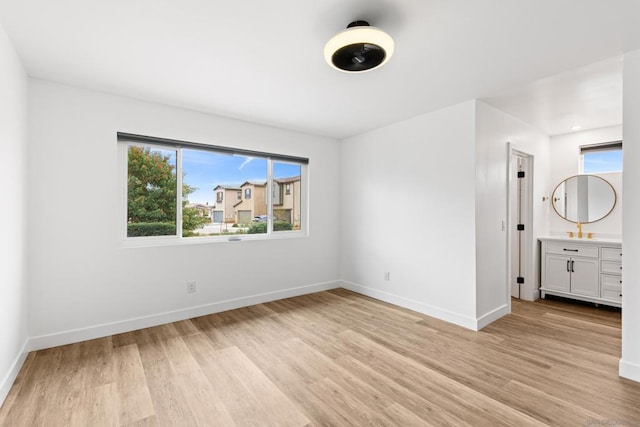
[126,146,206,237]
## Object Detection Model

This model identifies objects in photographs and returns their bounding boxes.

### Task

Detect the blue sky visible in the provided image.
[583,150,623,174]
[182,149,300,204]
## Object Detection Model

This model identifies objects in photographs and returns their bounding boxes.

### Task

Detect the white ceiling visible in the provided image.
[482,57,623,136]
[0,0,639,139]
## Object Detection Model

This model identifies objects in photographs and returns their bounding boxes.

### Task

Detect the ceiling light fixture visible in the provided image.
[324,21,394,73]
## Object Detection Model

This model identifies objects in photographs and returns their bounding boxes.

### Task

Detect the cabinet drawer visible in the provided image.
[601,288,622,302]
[601,274,622,302]
[601,247,623,261]
[601,260,622,275]
[602,273,622,288]
[600,274,622,302]
[545,243,598,258]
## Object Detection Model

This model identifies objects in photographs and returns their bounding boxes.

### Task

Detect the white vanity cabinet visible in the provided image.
[540,237,622,308]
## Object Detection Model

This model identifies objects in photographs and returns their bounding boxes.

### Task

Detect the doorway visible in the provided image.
[509,149,533,300]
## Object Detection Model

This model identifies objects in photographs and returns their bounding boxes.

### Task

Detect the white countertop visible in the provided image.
[538,236,622,245]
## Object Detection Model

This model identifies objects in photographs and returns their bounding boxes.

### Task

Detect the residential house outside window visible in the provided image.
[273,162,302,231]
[213,185,242,224]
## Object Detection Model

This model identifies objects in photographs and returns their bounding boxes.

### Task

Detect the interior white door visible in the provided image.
[510,152,532,299]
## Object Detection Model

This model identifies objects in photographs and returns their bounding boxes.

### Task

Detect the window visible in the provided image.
[580,141,622,174]
[272,183,283,206]
[273,162,302,231]
[119,133,307,242]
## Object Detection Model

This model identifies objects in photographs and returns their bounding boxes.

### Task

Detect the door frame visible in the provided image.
[507,143,535,306]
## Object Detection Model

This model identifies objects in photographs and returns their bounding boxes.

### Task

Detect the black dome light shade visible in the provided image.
[332,42,386,72]
[324,20,394,73]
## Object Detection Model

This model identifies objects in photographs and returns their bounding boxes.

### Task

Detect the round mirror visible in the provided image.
[552,175,616,223]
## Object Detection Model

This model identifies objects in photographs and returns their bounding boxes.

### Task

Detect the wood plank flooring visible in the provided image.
[1,289,638,426]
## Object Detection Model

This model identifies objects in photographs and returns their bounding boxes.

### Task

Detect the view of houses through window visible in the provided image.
[124,137,304,239]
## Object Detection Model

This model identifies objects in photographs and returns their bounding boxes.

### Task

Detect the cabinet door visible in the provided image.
[570,257,599,297]
[545,255,571,292]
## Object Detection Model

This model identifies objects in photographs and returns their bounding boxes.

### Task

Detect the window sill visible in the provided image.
[120,230,307,248]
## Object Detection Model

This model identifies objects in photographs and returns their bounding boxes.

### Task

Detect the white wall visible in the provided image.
[475,102,550,313]
[549,125,622,238]
[0,25,29,404]
[27,80,341,346]
[621,50,640,382]
[340,101,479,329]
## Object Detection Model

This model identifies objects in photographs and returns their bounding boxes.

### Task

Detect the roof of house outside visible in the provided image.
[240,181,266,187]
[186,203,212,209]
[213,185,241,191]
[275,176,301,184]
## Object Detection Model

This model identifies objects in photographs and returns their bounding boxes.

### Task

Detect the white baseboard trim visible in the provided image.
[341,280,479,331]
[0,339,29,408]
[476,304,509,330]
[619,359,640,383]
[28,281,339,351]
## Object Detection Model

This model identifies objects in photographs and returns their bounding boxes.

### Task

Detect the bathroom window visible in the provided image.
[580,141,622,174]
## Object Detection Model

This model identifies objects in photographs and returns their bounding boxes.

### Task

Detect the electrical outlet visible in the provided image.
[384,272,390,281]
[186,281,197,293]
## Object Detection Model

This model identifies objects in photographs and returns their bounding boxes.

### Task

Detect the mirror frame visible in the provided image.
[551,174,617,224]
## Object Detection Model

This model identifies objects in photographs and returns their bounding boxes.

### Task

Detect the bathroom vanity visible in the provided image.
[539,237,622,307]
[542,173,621,307]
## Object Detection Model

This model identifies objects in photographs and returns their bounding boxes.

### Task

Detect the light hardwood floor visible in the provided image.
[1,289,638,426]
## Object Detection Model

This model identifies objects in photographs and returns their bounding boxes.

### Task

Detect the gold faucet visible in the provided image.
[577,222,583,238]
